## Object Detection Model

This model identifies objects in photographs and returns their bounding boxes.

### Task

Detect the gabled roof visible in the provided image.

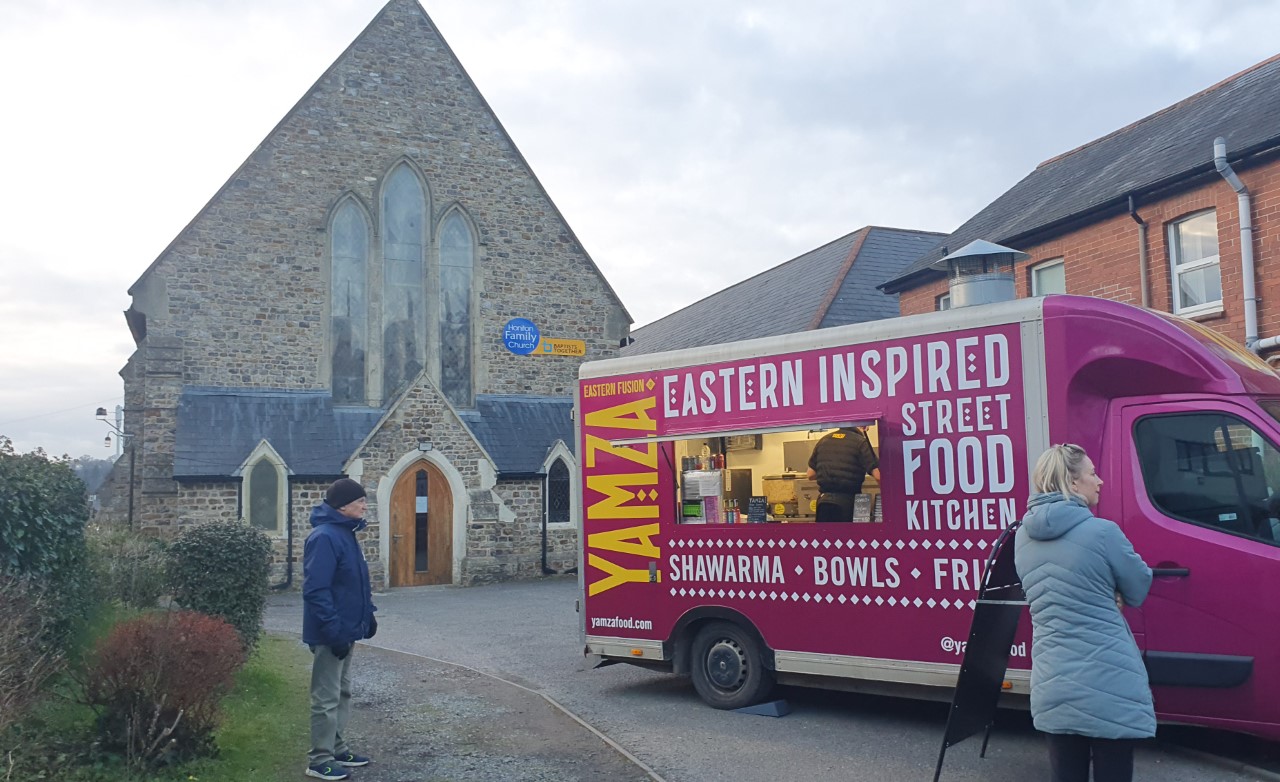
[127,0,630,325]
[175,388,572,480]
[456,395,573,477]
[883,53,1280,293]
[622,226,943,357]
[174,388,384,479]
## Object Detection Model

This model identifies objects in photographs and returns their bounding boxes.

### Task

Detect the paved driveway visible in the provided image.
[267,577,1264,782]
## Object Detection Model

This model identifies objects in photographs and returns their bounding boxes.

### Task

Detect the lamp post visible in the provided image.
[96,407,136,530]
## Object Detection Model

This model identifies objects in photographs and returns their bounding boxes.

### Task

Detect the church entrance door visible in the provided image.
[389,460,453,586]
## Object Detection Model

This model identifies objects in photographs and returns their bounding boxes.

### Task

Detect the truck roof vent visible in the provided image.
[930,239,1028,308]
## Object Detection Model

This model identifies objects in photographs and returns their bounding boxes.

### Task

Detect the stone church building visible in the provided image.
[99,0,631,587]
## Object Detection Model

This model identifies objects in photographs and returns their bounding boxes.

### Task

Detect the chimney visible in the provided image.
[930,240,1028,308]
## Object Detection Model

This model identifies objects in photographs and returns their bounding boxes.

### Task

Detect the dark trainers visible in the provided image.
[305,762,350,780]
[334,751,371,767]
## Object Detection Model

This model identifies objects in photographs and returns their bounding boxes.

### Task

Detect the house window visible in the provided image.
[246,456,285,534]
[439,211,474,408]
[936,293,951,311]
[1169,210,1221,315]
[330,200,369,404]
[547,458,571,526]
[1030,258,1065,296]
[381,164,428,399]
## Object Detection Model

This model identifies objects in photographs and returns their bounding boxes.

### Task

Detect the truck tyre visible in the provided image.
[690,621,775,709]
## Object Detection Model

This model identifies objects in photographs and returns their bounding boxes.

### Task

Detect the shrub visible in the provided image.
[0,437,92,645]
[0,574,65,736]
[167,522,272,650]
[85,611,243,769]
[88,527,168,610]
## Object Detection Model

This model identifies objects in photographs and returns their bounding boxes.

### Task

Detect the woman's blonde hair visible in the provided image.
[1031,443,1089,498]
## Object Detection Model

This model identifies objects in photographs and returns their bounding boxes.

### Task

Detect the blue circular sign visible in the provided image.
[503,318,541,355]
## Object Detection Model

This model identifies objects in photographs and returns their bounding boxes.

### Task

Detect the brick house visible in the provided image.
[98,0,631,587]
[882,54,1280,360]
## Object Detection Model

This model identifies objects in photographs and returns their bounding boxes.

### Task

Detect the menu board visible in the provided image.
[852,493,873,523]
[746,496,769,524]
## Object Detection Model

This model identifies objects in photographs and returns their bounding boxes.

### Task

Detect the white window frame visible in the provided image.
[1030,257,1065,297]
[542,441,578,530]
[1168,209,1222,317]
[936,293,951,311]
[238,440,289,537]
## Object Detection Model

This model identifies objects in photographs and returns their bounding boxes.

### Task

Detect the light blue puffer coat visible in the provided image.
[1014,492,1156,739]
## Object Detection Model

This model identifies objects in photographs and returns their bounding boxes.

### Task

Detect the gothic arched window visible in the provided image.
[439,211,474,407]
[547,458,571,526]
[330,200,369,404]
[246,455,284,534]
[381,164,427,399]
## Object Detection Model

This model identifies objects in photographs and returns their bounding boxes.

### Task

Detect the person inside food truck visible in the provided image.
[806,426,880,523]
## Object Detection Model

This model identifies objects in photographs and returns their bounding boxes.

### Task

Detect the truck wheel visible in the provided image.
[690,621,775,709]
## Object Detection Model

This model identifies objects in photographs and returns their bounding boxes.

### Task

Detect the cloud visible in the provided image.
[3,0,1280,456]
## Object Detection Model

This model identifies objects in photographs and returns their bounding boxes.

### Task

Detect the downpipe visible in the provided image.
[1213,137,1271,352]
[1128,195,1150,308]
[541,473,577,576]
[271,476,296,591]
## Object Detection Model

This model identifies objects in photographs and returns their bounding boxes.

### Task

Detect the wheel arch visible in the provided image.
[669,606,775,676]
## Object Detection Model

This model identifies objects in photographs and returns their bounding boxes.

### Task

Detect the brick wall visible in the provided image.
[899,155,1280,352]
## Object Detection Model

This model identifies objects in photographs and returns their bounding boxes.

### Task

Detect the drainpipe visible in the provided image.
[1128,195,1150,308]
[541,473,554,575]
[1213,137,1270,351]
[271,476,295,591]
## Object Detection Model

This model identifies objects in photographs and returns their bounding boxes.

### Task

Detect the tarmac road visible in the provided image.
[266,576,1270,782]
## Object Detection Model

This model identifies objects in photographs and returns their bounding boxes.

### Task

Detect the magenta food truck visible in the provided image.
[577,294,1280,740]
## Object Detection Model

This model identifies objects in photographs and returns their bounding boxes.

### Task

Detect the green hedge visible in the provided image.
[0,437,91,644]
[167,522,272,651]
[88,528,169,610]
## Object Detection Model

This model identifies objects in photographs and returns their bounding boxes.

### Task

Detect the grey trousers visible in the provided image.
[309,644,354,765]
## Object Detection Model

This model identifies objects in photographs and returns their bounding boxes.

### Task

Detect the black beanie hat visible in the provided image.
[325,478,366,510]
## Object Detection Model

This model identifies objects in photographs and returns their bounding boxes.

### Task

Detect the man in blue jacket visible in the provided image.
[303,478,377,781]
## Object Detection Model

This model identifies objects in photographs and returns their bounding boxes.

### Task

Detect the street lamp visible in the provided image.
[96,406,136,530]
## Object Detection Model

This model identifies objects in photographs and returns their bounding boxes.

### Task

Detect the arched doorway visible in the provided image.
[389,460,453,586]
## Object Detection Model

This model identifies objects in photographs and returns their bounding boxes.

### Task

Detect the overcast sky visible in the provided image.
[2,0,1278,459]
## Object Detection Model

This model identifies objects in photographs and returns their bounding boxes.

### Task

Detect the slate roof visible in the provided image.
[456,395,574,477]
[883,53,1280,293]
[623,226,943,356]
[174,388,384,479]
[175,388,574,480]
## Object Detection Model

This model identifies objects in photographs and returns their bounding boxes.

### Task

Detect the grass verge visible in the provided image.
[2,632,312,782]
[166,634,312,781]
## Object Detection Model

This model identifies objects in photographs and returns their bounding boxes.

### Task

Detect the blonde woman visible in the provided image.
[1015,444,1154,782]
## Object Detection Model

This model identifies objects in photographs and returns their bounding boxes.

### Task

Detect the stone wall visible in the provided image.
[491,478,578,578]
[127,0,626,398]
[101,0,624,581]
[104,0,622,585]
[283,481,388,591]
[358,381,490,586]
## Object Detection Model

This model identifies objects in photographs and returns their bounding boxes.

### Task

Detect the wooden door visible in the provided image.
[389,461,453,586]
